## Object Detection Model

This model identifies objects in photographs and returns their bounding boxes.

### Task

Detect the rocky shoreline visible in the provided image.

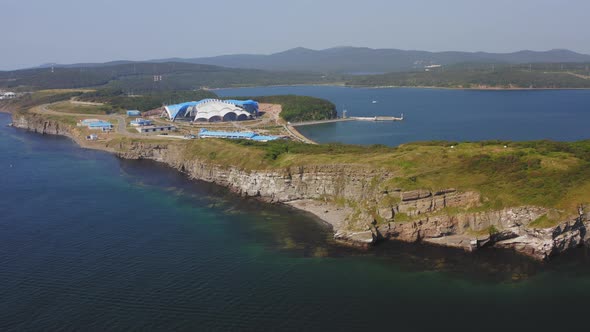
[10,112,590,261]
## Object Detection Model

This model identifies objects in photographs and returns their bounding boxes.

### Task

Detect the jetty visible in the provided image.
[290,114,403,127]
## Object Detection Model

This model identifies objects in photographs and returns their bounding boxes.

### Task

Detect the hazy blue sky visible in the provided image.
[1,0,589,70]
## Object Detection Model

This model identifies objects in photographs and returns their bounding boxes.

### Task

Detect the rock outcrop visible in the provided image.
[12,113,590,260]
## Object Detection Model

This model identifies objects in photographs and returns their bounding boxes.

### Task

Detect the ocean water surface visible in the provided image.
[2,108,590,330]
[217,86,590,146]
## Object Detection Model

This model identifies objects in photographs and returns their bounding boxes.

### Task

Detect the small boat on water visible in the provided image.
[372,100,378,104]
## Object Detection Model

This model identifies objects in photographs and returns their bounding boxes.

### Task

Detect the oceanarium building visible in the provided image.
[163,99,259,122]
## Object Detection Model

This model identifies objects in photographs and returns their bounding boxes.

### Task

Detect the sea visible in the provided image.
[217,86,590,146]
[3,87,590,330]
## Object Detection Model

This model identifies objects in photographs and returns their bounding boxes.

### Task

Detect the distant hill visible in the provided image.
[0,62,334,91]
[347,62,590,89]
[151,47,590,73]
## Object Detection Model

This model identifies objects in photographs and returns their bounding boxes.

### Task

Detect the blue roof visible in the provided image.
[199,129,279,141]
[87,121,112,127]
[223,99,259,107]
[165,101,200,120]
[251,135,280,141]
[199,129,256,139]
[81,119,101,124]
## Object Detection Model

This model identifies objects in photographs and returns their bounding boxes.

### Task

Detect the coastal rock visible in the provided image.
[494,217,585,260]
[334,230,375,246]
[396,191,480,217]
[378,207,394,220]
[401,190,431,201]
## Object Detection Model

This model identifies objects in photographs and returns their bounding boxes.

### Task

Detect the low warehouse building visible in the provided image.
[78,119,101,126]
[136,125,177,134]
[80,120,113,131]
[198,129,281,142]
[130,119,153,127]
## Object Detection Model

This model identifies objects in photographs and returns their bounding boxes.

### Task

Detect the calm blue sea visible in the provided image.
[217,86,590,146]
[3,91,590,330]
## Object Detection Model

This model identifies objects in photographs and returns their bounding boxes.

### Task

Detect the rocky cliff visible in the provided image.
[12,113,590,260]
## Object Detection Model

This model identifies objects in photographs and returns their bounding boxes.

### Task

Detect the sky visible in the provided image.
[1,0,589,70]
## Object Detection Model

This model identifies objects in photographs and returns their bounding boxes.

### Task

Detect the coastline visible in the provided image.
[7,110,590,261]
[214,83,590,92]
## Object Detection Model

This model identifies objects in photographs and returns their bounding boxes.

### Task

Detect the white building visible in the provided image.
[0,92,16,100]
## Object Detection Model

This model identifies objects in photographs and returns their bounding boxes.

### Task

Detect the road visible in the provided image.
[37,103,152,139]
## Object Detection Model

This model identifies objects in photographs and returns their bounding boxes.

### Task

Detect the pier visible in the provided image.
[290,114,403,127]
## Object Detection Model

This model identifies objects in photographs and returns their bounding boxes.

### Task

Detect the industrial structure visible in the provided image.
[162,99,259,122]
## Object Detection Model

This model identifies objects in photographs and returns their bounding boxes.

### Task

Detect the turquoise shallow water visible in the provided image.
[2,111,590,331]
[217,86,590,146]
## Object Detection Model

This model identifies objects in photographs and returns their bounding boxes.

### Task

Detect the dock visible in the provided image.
[290,114,403,127]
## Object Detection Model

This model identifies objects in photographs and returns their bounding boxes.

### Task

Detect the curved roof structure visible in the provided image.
[163,99,258,122]
[163,101,199,121]
[191,100,251,122]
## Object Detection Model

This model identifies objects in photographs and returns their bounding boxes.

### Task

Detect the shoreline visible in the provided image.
[0,111,346,243]
[7,110,590,261]
[213,83,590,92]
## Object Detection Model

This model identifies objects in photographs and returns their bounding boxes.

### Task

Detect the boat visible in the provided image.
[372,100,378,104]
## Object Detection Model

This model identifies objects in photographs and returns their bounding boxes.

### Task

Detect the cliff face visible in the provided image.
[12,113,75,138]
[12,113,590,260]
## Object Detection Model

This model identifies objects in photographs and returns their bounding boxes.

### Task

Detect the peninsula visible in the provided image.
[4,89,590,262]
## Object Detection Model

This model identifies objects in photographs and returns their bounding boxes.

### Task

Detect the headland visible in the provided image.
[5,88,590,262]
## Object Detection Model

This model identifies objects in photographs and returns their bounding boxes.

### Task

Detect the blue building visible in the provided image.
[127,110,141,116]
[198,129,281,142]
[130,119,153,127]
[87,121,113,131]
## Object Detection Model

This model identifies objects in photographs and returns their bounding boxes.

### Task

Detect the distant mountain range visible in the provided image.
[148,47,590,73]
[34,47,590,74]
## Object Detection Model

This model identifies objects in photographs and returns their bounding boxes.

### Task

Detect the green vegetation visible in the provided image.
[347,63,590,89]
[0,62,333,91]
[2,59,589,92]
[2,90,84,110]
[5,88,338,123]
[175,138,590,216]
[229,95,337,122]
[77,89,217,111]
[48,101,115,115]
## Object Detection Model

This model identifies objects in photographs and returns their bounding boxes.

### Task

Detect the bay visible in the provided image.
[217,86,590,146]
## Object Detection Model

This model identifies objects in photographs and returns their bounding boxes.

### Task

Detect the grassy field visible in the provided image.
[166,138,590,217]
[48,101,115,115]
